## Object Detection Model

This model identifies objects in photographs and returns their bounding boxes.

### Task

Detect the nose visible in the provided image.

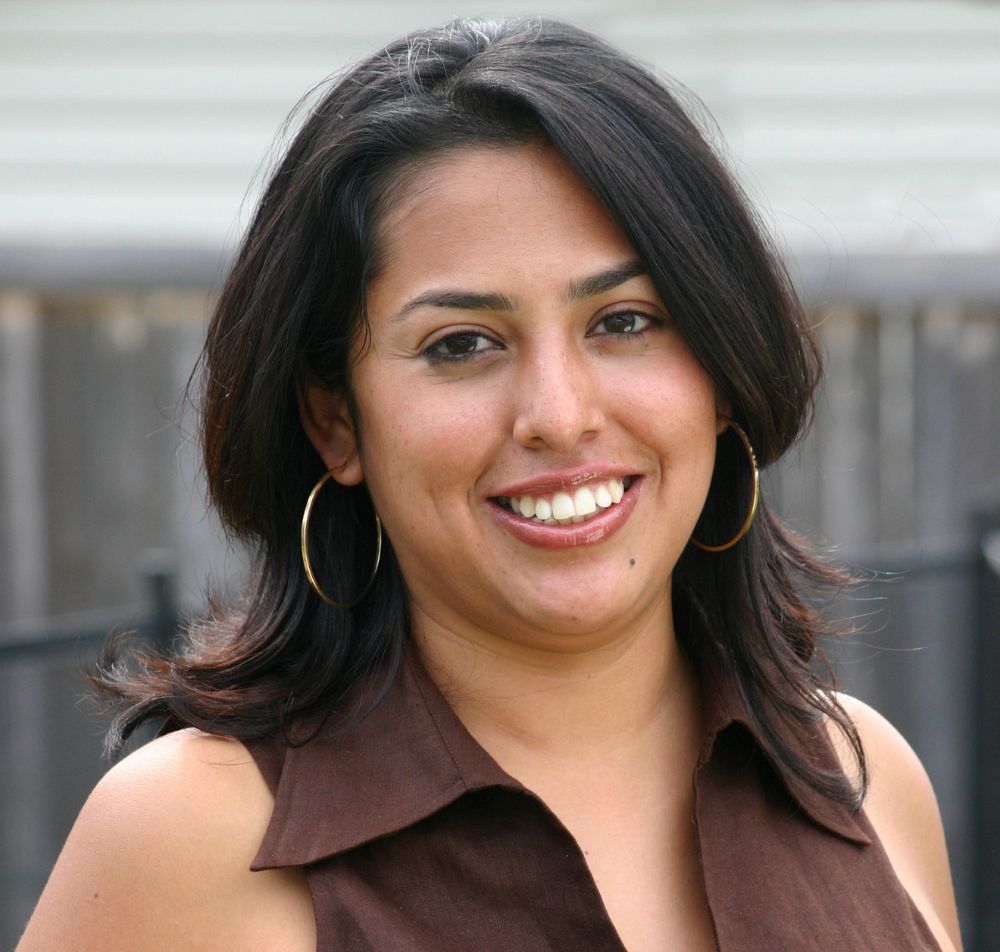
[512,345,606,452]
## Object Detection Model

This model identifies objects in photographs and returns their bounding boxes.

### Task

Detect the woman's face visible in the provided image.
[305,144,724,648]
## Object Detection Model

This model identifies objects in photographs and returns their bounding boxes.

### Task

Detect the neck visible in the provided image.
[410,599,703,779]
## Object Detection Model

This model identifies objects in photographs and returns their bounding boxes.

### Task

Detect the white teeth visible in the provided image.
[573,486,597,516]
[501,477,632,525]
[551,492,575,521]
[594,484,613,508]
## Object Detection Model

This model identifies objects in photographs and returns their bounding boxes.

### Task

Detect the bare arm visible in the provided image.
[16,730,314,952]
[832,695,962,952]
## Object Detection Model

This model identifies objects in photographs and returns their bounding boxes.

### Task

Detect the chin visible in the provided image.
[503,588,662,646]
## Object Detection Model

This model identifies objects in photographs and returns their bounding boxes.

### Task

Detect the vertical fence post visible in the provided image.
[0,291,48,622]
[971,506,1000,952]
[141,551,178,655]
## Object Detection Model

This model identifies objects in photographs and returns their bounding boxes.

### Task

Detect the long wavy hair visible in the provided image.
[96,16,864,805]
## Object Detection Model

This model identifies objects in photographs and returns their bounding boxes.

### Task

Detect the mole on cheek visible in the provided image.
[629,558,635,566]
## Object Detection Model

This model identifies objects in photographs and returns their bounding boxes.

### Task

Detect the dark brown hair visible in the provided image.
[96,16,864,805]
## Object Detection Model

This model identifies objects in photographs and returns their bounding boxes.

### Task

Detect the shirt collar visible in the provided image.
[251,644,522,869]
[251,642,868,870]
[697,649,871,846]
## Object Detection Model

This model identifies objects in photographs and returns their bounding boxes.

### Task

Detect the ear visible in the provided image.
[715,394,732,435]
[298,385,365,486]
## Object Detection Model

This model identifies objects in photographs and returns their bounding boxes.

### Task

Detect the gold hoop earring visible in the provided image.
[690,421,760,553]
[300,470,382,607]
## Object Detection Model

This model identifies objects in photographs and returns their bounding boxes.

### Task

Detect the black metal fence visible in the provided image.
[971,507,1000,952]
[0,557,179,665]
[0,560,178,951]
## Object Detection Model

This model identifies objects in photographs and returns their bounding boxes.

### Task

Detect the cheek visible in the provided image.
[610,359,720,439]
[612,364,721,516]
[353,373,504,502]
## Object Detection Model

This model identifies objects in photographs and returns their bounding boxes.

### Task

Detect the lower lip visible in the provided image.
[488,478,642,549]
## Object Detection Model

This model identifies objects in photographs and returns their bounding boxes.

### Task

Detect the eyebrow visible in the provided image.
[561,259,648,304]
[391,259,648,322]
[393,289,516,321]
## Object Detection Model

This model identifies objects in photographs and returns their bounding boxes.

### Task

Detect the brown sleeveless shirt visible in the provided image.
[246,649,940,951]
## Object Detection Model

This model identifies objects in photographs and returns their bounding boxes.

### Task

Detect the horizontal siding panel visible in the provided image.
[0,1,616,39]
[0,129,277,167]
[0,65,343,102]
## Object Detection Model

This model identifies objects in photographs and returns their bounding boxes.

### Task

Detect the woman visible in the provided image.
[18,17,960,952]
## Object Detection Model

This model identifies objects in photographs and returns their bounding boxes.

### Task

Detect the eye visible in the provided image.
[590,310,660,337]
[423,331,502,363]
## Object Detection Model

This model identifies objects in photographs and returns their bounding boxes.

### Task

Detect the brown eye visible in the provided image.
[603,313,638,334]
[442,333,480,355]
[423,331,501,364]
[592,311,659,336]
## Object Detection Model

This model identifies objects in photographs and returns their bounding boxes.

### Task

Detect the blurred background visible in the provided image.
[1,0,998,947]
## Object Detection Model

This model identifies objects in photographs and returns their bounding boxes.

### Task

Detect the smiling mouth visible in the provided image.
[494,476,636,526]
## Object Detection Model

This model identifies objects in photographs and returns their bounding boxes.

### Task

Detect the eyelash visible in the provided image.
[421,309,663,365]
[423,331,501,364]
[592,310,661,338]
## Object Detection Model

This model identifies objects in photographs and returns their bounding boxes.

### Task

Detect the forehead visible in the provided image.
[369,144,641,301]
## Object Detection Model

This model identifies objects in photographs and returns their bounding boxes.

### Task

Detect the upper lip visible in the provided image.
[490,467,637,499]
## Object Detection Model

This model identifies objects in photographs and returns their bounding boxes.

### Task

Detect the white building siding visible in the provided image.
[1,0,997,261]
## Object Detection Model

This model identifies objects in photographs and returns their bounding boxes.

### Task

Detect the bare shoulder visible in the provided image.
[828,694,962,952]
[17,730,314,952]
